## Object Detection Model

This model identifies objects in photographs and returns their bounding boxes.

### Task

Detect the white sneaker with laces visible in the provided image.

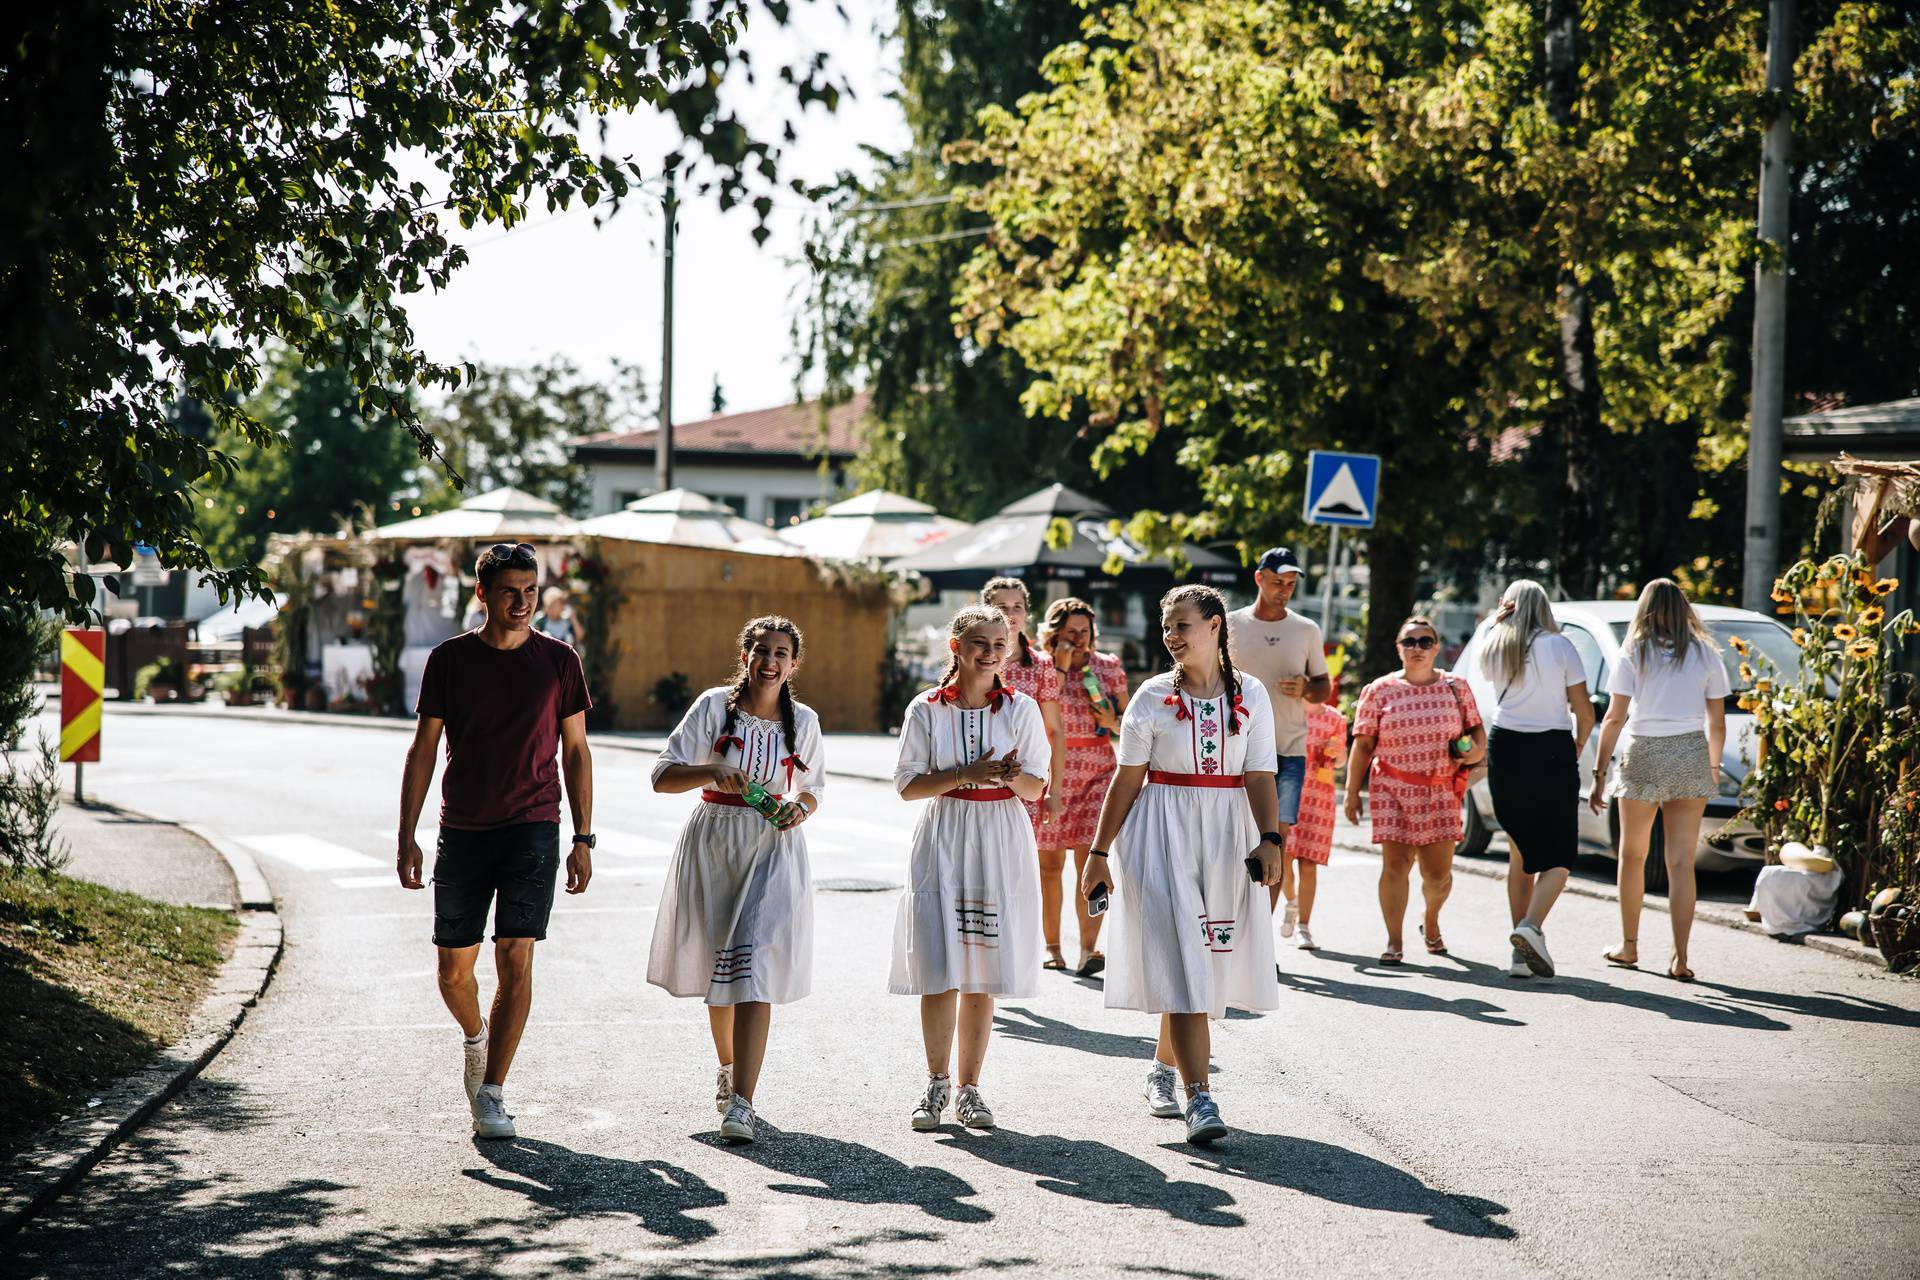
[1508,949,1531,979]
[955,1085,995,1129]
[719,1097,756,1143]
[463,1019,488,1103]
[1184,1092,1226,1144]
[911,1075,952,1131]
[1279,899,1298,939]
[1143,1063,1181,1118]
[1510,922,1555,977]
[1296,923,1317,950]
[715,1063,734,1114]
[471,1084,515,1139]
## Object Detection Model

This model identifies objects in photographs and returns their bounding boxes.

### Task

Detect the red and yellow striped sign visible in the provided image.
[60,629,105,763]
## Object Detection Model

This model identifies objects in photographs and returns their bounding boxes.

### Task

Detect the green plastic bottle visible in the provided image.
[1082,668,1112,738]
[742,780,784,823]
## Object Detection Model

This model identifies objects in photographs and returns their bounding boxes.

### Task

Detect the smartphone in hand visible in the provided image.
[1087,880,1111,916]
[1243,856,1263,884]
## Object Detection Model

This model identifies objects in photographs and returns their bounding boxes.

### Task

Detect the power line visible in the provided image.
[869,225,992,251]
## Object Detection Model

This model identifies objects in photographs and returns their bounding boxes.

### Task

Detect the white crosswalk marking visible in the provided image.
[238,833,382,871]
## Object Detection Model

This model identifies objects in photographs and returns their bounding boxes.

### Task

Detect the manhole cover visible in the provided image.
[815,878,900,893]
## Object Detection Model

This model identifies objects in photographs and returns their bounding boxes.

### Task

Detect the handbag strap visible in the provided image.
[1441,671,1474,734]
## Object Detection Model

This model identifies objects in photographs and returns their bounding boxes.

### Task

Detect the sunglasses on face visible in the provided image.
[1397,635,1438,651]
[485,542,537,568]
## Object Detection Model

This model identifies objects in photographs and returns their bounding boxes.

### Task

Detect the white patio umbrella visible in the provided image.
[370,486,580,540]
[776,489,971,561]
[577,489,800,553]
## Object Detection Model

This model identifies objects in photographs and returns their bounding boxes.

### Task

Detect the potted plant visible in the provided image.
[214,668,256,707]
[133,656,183,702]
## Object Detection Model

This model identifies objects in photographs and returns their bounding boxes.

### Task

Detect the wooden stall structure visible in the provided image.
[593,539,891,732]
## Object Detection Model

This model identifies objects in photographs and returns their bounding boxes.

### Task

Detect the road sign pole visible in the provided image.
[74,761,83,807]
[1320,525,1341,633]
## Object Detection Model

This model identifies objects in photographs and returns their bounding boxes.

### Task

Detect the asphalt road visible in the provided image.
[7,707,1919,1278]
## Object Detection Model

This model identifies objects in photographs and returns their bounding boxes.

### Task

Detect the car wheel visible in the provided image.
[1608,800,1669,894]
[1459,791,1492,858]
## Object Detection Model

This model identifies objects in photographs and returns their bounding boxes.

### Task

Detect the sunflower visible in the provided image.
[1730,635,1750,656]
[1792,628,1809,647]
[1874,578,1899,596]
[1860,606,1885,626]
[1739,662,1755,683]
[1755,679,1772,695]
[1771,588,1795,604]
[1846,639,1877,660]
[1834,624,1858,641]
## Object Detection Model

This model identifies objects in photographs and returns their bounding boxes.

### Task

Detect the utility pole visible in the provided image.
[655,171,678,495]
[1743,0,1795,610]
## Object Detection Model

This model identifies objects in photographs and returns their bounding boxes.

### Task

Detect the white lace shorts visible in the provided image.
[1608,730,1715,803]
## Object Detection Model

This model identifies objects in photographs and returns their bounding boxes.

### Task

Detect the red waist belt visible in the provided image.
[946,787,1016,801]
[1065,736,1113,750]
[701,789,784,807]
[1371,759,1459,789]
[1147,771,1245,788]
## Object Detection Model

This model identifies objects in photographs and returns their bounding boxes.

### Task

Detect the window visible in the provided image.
[703,493,748,516]
[1562,623,1605,692]
[769,497,808,528]
[613,490,642,511]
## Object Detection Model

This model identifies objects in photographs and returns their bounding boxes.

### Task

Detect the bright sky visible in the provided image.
[400,1,909,427]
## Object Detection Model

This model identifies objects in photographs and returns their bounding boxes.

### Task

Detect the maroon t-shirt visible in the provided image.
[416,631,592,830]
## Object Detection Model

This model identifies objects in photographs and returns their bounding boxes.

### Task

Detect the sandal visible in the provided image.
[1042,952,1068,972]
[1603,941,1639,970]
[1419,924,1448,956]
[1076,951,1106,978]
[1668,959,1695,983]
[1380,947,1404,966]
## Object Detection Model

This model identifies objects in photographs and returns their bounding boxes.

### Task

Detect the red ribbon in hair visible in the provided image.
[780,754,802,772]
[714,735,745,755]
[1164,694,1192,721]
[928,685,1014,708]
[1232,695,1248,717]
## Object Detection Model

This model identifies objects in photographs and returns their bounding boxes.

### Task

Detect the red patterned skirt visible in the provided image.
[1031,738,1116,850]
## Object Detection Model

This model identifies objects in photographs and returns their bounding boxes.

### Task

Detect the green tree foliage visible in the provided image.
[2,2,838,616]
[413,357,652,516]
[198,345,417,568]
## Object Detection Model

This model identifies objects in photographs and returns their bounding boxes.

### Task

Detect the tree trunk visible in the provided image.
[1547,0,1605,599]
[1362,528,1419,683]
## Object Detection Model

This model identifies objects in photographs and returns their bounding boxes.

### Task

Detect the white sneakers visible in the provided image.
[954,1085,995,1129]
[1279,899,1298,939]
[911,1075,953,1131]
[1510,922,1555,977]
[1508,949,1531,979]
[1184,1092,1226,1144]
[715,1064,734,1114]
[719,1097,756,1143]
[1296,923,1317,950]
[462,1020,489,1103]
[1143,1062,1182,1118]
[471,1084,515,1139]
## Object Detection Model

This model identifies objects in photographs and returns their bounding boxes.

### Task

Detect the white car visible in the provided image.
[1452,601,1794,893]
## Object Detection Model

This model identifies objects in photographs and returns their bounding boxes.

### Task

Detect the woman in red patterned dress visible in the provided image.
[1343,615,1485,966]
[981,579,1069,962]
[1037,597,1130,976]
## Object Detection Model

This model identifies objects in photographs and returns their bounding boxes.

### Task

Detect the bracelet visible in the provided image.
[1088,850,1109,859]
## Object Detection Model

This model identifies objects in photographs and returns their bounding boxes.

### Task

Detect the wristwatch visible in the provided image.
[571,833,596,849]
[1260,831,1285,847]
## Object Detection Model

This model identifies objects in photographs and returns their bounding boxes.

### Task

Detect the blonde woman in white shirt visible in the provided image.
[1588,580,1729,982]
[1478,581,1593,979]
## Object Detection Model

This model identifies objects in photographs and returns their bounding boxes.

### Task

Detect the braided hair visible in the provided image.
[718,615,807,770]
[939,603,1011,711]
[980,576,1035,666]
[1161,584,1242,735]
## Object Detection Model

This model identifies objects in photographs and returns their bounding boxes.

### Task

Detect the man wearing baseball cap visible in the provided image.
[1228,548,1332,943]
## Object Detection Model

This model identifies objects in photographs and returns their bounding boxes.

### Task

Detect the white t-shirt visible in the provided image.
[1484,631,1586,733]
[1227,606,1329,758]
[1610,638,1731,737]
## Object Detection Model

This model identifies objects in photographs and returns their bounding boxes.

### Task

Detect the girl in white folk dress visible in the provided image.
[1079,585,1283,1145]
[648,616,825,1145]
[892,605,1051,1132]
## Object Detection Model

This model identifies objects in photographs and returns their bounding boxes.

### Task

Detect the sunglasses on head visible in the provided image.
[1397,634,1438,651]
[485,542,537,567]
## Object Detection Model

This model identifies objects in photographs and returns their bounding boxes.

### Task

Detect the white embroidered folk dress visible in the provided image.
[1105,673,1280,1019]
[888,687,1050,997]
[646,687,825,1005]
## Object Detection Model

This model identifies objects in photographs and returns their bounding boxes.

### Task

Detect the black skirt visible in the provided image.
[1486,726,1579,873]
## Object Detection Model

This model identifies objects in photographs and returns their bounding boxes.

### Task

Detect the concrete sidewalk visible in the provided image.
[50,799,240,912]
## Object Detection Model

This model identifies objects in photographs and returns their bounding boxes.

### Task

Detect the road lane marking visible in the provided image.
[238,833,382,871]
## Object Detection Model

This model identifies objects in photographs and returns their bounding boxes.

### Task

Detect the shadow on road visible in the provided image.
[694,1122,990,1223]
[1303,949,1791,1030]
[466,1137,724,1242]
[1170,1130,1516,1239]
[1685,980,1920,1029]
[937,1129,1242,1228]
[1278,957,1525,1027]
[993,1006,1158,1059]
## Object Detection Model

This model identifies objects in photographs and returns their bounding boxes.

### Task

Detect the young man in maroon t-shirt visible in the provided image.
[397,542,595,1140]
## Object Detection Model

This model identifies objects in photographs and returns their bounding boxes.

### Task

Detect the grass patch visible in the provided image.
[0,869,237,1162]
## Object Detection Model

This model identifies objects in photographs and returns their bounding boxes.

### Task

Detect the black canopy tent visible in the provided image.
[888,484,1240,591]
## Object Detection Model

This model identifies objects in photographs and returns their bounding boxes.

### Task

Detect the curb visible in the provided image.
[1331,835,1884,969]
[0,826,284,1240]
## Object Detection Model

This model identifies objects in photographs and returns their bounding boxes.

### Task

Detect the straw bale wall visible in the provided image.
[593,540,889,732]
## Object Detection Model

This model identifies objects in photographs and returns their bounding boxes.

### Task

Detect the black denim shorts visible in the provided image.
[431,821,560,948]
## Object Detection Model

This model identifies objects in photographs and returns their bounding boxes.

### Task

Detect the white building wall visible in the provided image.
[585,459,852,526]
